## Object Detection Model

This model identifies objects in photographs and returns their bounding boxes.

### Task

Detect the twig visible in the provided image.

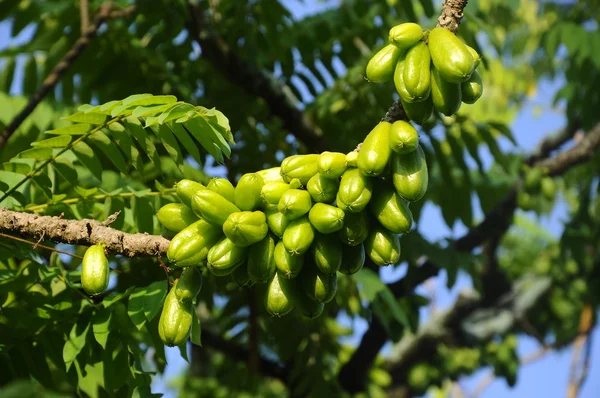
[0,231,83,260]
[567,305,594,398]
[437,0,469,32]
[80,0,90,34]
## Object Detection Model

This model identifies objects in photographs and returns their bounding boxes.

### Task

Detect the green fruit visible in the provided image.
[312,233,342,274]
[308,203,345,234]
[232,262,253,288]
[401,96,433,125]
[247,234,276,283]
[265,272,295,316]
[524,167,543,190]
[366,44,402,83]
[369,184,413,234]
[428,27,475,83]
[389,22,424,49]
[176,179,206,207]
[393,56,415,103]
[167,219,223,267]
[307,173,339,203]
[339,243,365,275]
[223,211,269,247]
[278,189,312,220]
[257,167,285,183]
[158,287,192,347]
[317,151,347,179]
[81,244,110,296]
[261,181,292,206]
[174,267,203,303]
[431,67,462,116]
[300,265,337,303]
[191,189,240,227]
[461,70,483,104]
[207,237,248,276]
[264,206,289,238]
[295,290,325,319]
[358,121,393,176]
[336,168,373,212]
[541,177,557,200]
[403,41,432,102]
[207,178,235,203]
[517,191,535,211]
[282,216,315,255]
[389,120,419,154]
[274,241,304,278]
[338,211,369,246]
[280,154,319,185]
[466,45,481,69]
[157,203,199,233]
[364,224,401,266]
[392,145,428,201]
[234,173,264,211]
[345,151,358,167]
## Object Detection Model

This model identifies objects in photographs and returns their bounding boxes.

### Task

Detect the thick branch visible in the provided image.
[0,3,136,150]
[186,2,325,152]
[437,0,469,32]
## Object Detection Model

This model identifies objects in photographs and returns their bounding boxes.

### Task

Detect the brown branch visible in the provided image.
[567,305,594,398]
[0,3,136,151]
[437,0,469,32]
[80,0,90,34]
[186,2,325,153]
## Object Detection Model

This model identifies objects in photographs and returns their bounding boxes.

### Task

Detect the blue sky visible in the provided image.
[1,1,598,397]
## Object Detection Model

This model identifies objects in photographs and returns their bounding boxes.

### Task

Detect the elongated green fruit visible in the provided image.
[403,42,431,102]
[466,45,481,69]
[389,22,424,49]
[232,262,253,289]
[393,56,415,103]
[392,146,428,201]
[308,203,345,234]
[307,173,338,203]
[336,168,373,212]
[274,241,304,278]
[300,265,337,303]
[364,224,401,266]
[191,189,240,227]
[312,233,342,275]
[81,244,110,295]
[295,290,325,319]
[317,151,347,179]
[357,121,393,176]
[158,287,192,347]
[157,203,199,233]
[223,211,268,247]
[265,272,295,317]
[176,179,206,207]
[207,237,248,276]
[207,178,235,203]
[265,206,289,238]
[345,151,358,167]
[282,216,315,255]
[234,172,264,211]
[428,27,475,83]
[261,181,291,205]
[247,234,277,283]
[389,120,419,154]
[167,219,223,267]
[257,167,285,183]
[280,154,319,185]
[366,44,402,83]
[431,67,462,116]
[278,189,312,220]
[369,184,413,234]
[338,210,369,246]
[460,70,483,104]
[339,243,365,275]
[174,267,203,303]
[401,96,433,125]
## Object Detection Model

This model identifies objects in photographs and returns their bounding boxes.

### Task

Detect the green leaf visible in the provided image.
[169,122,202,166]
[62,319,90,371]
[132,103,178,118]
[124,116,160,168]
[62,112,107,125]
[183,117,224,163]
[1,162,30,174]
[45,124,91,135]
[102,286,135,308]
[158,103,195,124]
[131,196,154,233]
[123,94,177,107]
[52,158,78,184]
[75,358,104,398]
[91,309,112,349]
[16,147,52,159]
[32,174,52,198]
[87,131,129,174]
[190,305,202,346]
[151,124,183,170]
[353,268,387,302]
[31,135,72,148]
[107,123,144,172]
[102,338,131,392]
[127,281,168,330]
[72,141,103,181]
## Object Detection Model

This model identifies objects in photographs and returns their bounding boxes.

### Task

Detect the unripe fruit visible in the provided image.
[461,70,483,104]
[81,244,110,296]
[261,181,292,206]
[392,145,429,202]
[247,234,277,283]
[232,262,253,288]
[274,241,304,278]
[401,96,433,125]
[541,177,557,200]
[431,67,462,116]
[300,265,337,303]
[174,267,203,303]
[338,210,369,246]
[264,206,289,238]
[357,121,393,176]
[167,219,223,267]
[280,154,319,185]
[402,41,432,102]
[158,286,192,347]
[364,224,401,266]
[393,57,415,103]
[389,120,419,154]
[336,169,373,212]
[207,178,235,203]
[257,166,285,183]
[295,291,325,319]
[282,216,315,255]
[207,237,248,276]
[428,27,475,83]
[223,211,268,247]
[369,184,413,234]
[389,23,424,49]
[191,189,240,227]
[234,172,264,211]
[317,151,347,179]
[345,151,358,167]
[466,45,481,69]
[265,272,295,317]
[176,179,206,207]
[278,189,312,220]
[312,233,342,274]
[366,44,403,83]
[308,203,345,234]
[307,173,339,203]
[157,203,199,233]
[339,243,365,275]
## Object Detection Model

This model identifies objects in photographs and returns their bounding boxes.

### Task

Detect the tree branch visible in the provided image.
[0,2,136,150]
[437,0,469,32]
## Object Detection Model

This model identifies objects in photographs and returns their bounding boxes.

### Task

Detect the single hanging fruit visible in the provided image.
[264,205,289,238]
[295,290,325,319]
[428,27,475,83]
[336,168,373,212]
[366,44,403,83]
[460,70,483,104]
[466,45,481,69]
[278,189,312,220]
[317,151,347,179]
[158,286,193,347]
[345,151,359,167]
[265,272,296,317]
[167,219,223,267]
[312,233,343,275]
[364,223,401,266]
[274,241,304,278]
[431,66,462,116]
[308,203,345,234]
[357,121,393,176]
[157,203,199,233]
[234,172,264,211]
[307,173,339,203]
[207,237,248,276]
[282,215,315,255]
[81,244,110,296]
[247,234,277,284]
[339,243,366,275]
[280,154,319,185]
[402,41,432,102]
[338,210,370,246]
[389,120,419,154]
[392,145,429,201]
[174,267,203,303]
[222,211,269,247]
[300,265,338,304]
[401,96,433,125]
[207,178,235,203]
[389,22,424,49]
[176,179,206,207]
[393,56,416,104]
[261,181,292,206]
[369,184,413,234]
[191,189,240,227]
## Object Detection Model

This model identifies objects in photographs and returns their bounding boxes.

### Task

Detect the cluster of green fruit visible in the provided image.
[366,22,483,123]
[517,166,557,212]
[156,118,427,331]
